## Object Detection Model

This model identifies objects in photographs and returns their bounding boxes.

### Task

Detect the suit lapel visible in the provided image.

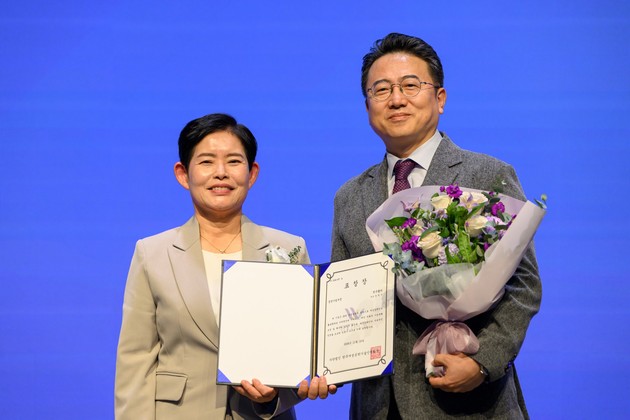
[241,215,271,261]
[167,215,271,348]
[423,133,463,186]
[362,157,389,219]
[168,217,219,347]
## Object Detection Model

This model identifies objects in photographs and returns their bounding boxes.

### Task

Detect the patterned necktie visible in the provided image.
[392,159,415,194]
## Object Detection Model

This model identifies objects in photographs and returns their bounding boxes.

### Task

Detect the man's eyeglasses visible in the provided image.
[367,79,440,102]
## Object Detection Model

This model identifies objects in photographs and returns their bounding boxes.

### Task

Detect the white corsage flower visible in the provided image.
[265,245,302,264]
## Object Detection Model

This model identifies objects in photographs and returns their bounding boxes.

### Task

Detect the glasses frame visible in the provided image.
[366,80,440,102]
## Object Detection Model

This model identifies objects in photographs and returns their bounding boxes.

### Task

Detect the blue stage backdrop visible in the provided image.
[1,1,629,418]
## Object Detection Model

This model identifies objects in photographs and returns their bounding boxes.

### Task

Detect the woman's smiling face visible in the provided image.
[175,130,259,220]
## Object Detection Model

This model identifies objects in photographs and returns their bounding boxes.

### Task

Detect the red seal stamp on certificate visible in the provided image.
[370,346,382,360]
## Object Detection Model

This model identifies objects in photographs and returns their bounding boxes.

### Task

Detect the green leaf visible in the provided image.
[468,204,485,218]
[458,232,477,264]
[385,217,409,228]
[484,192,497,202]
[475,244,484,258]
[420,225,441,239]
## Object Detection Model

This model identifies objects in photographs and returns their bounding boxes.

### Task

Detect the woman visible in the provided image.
[115,113,335,419]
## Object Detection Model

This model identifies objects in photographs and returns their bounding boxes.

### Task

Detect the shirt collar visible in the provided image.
[386,130,442,177]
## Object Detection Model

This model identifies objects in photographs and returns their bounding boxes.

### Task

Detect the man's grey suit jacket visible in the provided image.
[332,134,541,419]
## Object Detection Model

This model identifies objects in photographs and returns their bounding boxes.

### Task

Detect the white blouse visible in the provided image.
[202,250,242,326]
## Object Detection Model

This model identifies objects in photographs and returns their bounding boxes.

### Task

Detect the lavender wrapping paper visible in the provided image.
[366,186,546,376]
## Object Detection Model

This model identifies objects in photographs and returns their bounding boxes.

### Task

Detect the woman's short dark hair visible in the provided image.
[361,33,444,97]
[178,113,258,171]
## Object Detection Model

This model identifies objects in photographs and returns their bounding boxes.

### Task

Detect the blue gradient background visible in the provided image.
[1,1,629,418]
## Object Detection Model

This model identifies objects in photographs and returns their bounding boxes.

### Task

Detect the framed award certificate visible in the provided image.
[217,252,394,388]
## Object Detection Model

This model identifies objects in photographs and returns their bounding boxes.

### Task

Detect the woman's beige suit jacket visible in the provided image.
[115,215,309,419]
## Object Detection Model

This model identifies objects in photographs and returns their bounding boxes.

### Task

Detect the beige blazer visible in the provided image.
[115,215,309,419]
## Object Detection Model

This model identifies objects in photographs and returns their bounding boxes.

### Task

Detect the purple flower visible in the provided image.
[402,236,425,262]
[402,200,420,212]
[445,184,463,199]
[448,243,459,255]
[440,243,460,264]
[401,218,417,229]
[483,242,491,251]
[491,202,505,216]
[507,214,517,228]
[488,215,502,225]
[437,248,448,265]
[483,225,497,236]
[435,209,448,219]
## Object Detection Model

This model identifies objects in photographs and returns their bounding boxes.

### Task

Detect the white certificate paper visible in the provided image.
[316,253,395,385]
[217,252,394,388]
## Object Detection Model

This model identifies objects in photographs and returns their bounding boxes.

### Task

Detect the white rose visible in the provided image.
[461,191,488,209]
[410,224,425,236]
[418,232,443,259]
[265,246,290,263]
[431,194,452,210]
[465,215,488,237]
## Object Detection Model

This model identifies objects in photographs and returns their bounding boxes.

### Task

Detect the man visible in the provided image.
[331,33,541,419]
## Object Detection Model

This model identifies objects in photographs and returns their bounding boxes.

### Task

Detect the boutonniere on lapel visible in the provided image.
[265,245,303,264]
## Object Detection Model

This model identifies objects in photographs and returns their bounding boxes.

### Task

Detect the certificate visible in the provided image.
[216,252,394,388]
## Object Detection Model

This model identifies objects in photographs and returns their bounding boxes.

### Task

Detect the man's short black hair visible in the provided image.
[361,33,444,97]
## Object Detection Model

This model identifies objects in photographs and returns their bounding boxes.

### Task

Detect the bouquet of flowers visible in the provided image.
[366,184,546,377]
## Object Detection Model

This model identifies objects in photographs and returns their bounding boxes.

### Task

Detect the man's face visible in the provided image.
[365,52,446,158]
[175,130,259,220]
